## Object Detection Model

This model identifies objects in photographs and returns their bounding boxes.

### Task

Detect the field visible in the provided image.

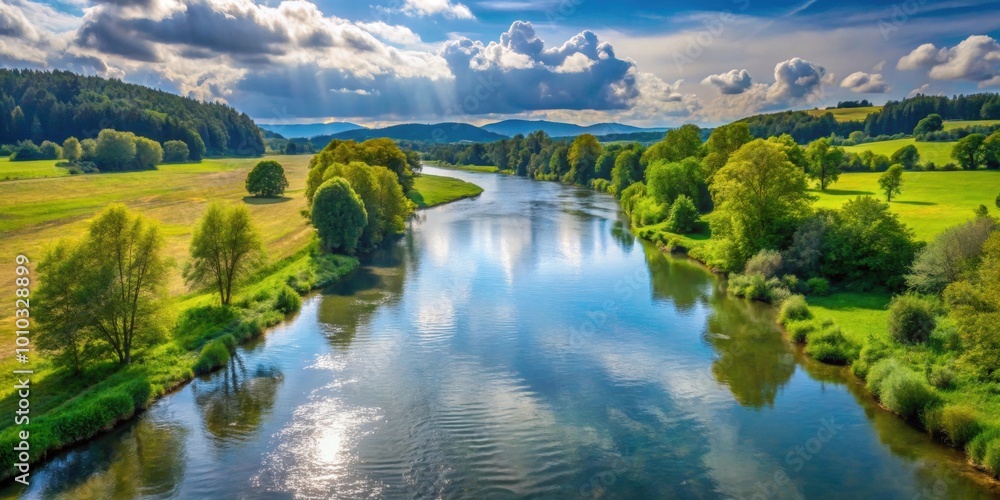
[842,138,955,166]
[941,119,1000,131]
[408,173,484,208]
[806,106,882,122]
[812,170,1000,241]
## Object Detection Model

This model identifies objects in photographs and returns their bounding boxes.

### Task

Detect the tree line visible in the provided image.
[0,69,264,158]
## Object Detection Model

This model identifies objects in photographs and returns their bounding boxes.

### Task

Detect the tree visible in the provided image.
[666,194,699,234]
[10,140,43,161]
[710,139,811,265]
[134,137,163,169]
[80,138,97,161]
[565,134,602,184]
[95,129,137,171]
[952,134,986,170]
[890,144,920,170]
[768,134,808,171]
[913,113,944,135]
[163,140,190,163]
[981,131,1000,170]
[822,196,918,289]
[981,100,1000,119]
[906,217,996,293]
[39,141,62,160]
[642,124,702,165]
[610,147,642,197]
[35,240,94,373]
[703,122,753,179]
[944,232,1000,379]
[246,160,289,197]
[285,141,298,154]
[185,203,266,305]
[311,177,367,254]
[84,204,169,364]
[805,138,845,190]
[878,164,904,201]
[62,137,82,162]
[646,157,704,208]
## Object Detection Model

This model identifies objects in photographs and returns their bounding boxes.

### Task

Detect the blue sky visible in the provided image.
[2,0,999,127]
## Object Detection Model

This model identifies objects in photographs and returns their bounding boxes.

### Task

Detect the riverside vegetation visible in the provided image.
[426,94,1000,480]
[0,137,478,480]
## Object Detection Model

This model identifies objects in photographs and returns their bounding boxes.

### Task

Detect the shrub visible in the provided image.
[11,140,44,161]
[40,140,63,160]
[193,338,231,374]
[780,274,808,294]
[745,249,783,278]
[134,137,163,169]
[275,284,302,314]
[806,277,830,296]
[926,364,956,389]
[246,160,289,197]
[879,368,938,421]
[866,358,905,396]
[778,294,812,324]
[163,140,190,162]
[787,320,815,343]
[851,336,893,379]
[665,194,699,234]
[805,325,857,365]
[938,405,983,447]
[887,294,936,344]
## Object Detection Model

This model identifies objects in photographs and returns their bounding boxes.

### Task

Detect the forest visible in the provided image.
[0,69,264,158]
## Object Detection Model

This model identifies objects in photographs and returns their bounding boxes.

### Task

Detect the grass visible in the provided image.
[0,157,73,181]
[941,120,1000,131]
[842,138,955,166]
[408,173,483,208]
[0,154,316,337]
[806,106,882,122]
[634,220,711,252]
[806,292,892,346]
[811,170,1000,241]
[423,161,500,173]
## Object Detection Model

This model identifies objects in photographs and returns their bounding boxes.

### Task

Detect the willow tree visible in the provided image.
[186,202,266,305]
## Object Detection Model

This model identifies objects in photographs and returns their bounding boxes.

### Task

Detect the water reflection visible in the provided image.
[192,354,283,444]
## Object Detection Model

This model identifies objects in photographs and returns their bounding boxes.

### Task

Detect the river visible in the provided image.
[5,166,998,499]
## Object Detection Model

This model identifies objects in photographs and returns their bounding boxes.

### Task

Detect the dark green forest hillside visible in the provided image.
[0,69,264,158]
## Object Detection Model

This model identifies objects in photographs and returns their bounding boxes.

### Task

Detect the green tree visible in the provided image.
[646,157,704,208]
[906,217,996,293]
[944,232,1000,379]
[35,240,94,373]
[39,140,62,160]
[703,122,753,180]
[246,160,289,197]
[11,140,43,161]
[610,147,642,197]
[710,139,811,265]
[768,134,808,171]
[878,164,905,201]
[981,131,1000,170]
[822,196,918,289]
[805,138,845,190]
[890,144,920,170]
[565,134,602,184]
[185,202,266,305]
[285,141,298,154]
[134,137,163,169]
[913,113,944,135]
[80,138,97,161]
[95,129,137,171]
[163,140,190,163]
[311,177,367,254]
[84,204,169,364]
[665,194,699,234]
[62,137,82,163]
[642,124,702,165]
[952,133,986,170]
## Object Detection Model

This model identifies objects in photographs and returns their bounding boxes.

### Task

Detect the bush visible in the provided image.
[926,364,956,389]
[778,294,812,324]
[852,336,893,379]
[805,324,857,365]
[866,358,905,396]
[806,277,830,296]
[665,194,699,234]
[193,338,232,374]
[134,137,163,169]
[938,405,983,447]
[887,294,936,344]
[246,160,289,197]
[40,140,63,160]
[10,140,44,161]
[311,178,368,254]
[729,274,791,304]
[787,320,815,343]
[275,284,302,314]
[878,368,938,421]
[163,140,190,162]
[745,249,783,278]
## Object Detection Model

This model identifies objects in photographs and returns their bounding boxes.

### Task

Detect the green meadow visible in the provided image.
[941,119,1000,130]
[806,106,882,122]
[408,173,484,208]
[842,138,956,166]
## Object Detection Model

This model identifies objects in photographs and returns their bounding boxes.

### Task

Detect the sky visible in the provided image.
[1,0,999,127]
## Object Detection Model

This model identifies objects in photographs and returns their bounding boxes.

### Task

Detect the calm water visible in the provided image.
[5,166,999,499]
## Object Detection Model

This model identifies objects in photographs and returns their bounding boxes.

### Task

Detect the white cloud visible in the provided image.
[554,52,595,73]
[701,69,752,94]
[840,71,890,93]
[400,0,475,19]
[897,35,1000,88]
[356,21,421,45]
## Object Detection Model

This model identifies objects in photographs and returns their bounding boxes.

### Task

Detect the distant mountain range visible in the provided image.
[264,119,669,144]
[481,119,668,138]
[258,122,365,139]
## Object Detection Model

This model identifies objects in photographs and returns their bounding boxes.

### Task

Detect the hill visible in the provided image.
[842,138,955,166]
[258,122,365,139]
[315,123,507,144]
[0,69,264,157]
[482,119,666,137]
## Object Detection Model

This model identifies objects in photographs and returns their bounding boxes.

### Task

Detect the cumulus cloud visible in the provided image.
[400,0,474,19]
[701,69,752,94]
[356,21,421,45]
[897,35,1000,88]
[840,71,890,93]
[0,2,36,39]
[767,57,828,101]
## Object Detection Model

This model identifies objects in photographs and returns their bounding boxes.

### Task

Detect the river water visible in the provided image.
[6,166,998,499]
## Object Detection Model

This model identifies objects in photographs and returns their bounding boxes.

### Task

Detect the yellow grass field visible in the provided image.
[806,106,881,122]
